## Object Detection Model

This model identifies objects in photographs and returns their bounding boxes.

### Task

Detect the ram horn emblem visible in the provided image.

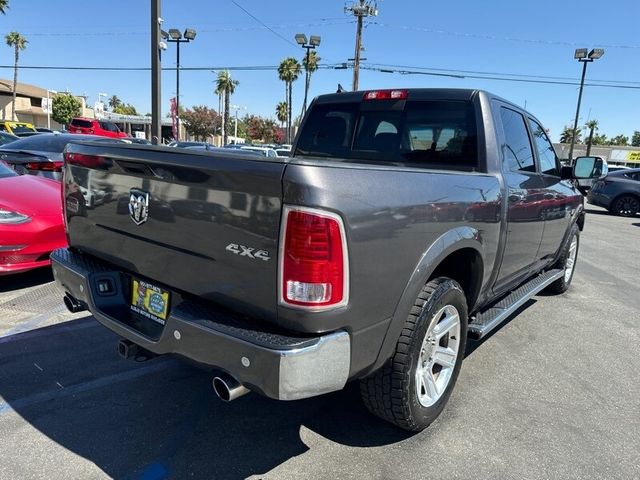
[128,189,149,225]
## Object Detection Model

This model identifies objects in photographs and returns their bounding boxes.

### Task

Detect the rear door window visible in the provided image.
[296,100,477,169]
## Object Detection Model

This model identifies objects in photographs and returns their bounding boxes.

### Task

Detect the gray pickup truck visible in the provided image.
[52,89,605,431]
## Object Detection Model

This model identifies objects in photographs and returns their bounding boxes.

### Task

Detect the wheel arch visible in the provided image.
[365,227,485,376]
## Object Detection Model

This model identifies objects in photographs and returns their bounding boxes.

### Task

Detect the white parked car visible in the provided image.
[240,146,278,158]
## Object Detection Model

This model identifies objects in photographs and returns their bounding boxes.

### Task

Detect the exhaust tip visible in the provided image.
[213,377,232,402]
[213,375,249,402]
[64,293,87,313]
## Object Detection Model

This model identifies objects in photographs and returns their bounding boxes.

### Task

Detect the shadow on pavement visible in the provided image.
[632,223,640,227]
[0,267,54,293]
[0,317,412,480]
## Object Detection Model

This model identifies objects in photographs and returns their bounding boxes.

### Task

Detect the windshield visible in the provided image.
[0,161,17,178]
[11,124,37,134]
[0,134,71,153]
[71,119,93,128]
[0,132,17,145]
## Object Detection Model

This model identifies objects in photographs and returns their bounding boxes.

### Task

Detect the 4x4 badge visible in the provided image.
[129,189,149,225]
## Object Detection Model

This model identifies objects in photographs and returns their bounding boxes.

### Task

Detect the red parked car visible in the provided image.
[68,117,128,138]
[0,161,67,275]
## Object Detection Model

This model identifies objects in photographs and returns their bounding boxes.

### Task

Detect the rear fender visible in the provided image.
[365,226,484,376]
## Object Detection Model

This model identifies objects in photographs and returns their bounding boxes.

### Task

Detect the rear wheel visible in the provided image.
[360,278,468,431]
[611,195,640,217]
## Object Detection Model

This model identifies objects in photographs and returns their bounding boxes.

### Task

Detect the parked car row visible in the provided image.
[0,160,67,275]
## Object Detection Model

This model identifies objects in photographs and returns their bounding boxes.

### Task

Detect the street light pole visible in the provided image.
[151,0,163,145]
[230,105,246,144]
[46,89,57,129]
[176,39,181,140]
[295,34,321,119]
[568,48,604,162]
[166,28,197,142]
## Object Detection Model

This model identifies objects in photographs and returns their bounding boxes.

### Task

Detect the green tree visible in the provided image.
[591,133,608,146]
[108,95,122,111]
[584,120,598,156]
[301,50,320,117]
[114,103,138,116]
[5,32,27,121]
[51,93,81,126]
[0,0,9,14]
[181,105,219,141]
[278,57,301,143]
[276,101,287,127]
[631,131,640,147]
[609,134,629,146]
[216,71,239,145]
[559,125,581,144]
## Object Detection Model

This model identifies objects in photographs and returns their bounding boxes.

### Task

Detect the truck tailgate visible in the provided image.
[63,143,285,320]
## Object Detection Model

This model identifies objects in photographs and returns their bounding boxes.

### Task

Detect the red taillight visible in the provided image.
[25,161,64,172]
[280,206,348,309]
[363,89,408,101]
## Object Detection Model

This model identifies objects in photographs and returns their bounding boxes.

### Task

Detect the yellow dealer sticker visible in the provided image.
[130,278,170,324]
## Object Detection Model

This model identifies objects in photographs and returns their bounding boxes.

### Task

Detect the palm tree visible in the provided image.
[301,50,320,117]
[584,120,598,156]
[216,70,239,145]
[108,95,122,111]
[0,0,9,14]
[5,32,27,121]
[278,57,301,143]
[276,101,288,128]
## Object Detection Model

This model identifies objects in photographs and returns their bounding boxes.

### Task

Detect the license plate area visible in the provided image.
[130,277,171,325]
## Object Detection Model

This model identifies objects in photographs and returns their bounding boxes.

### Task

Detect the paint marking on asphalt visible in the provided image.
[0,315,98,345]
[33,363,43,372]
[0,359,176,416]
[0,304,68,337]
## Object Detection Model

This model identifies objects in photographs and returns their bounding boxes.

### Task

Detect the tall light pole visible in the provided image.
[568,48,604,162]
[166,28,197,141]
[295,33,321,118]
[151,0,164,145]
[46,89,57,129]
[230,105,246,144]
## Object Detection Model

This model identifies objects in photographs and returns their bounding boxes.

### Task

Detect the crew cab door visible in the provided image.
[527,117,577,260]
[493,105,545,293]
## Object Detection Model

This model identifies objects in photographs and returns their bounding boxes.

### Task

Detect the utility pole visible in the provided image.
[345,0,378,91]
[150,0,165,145]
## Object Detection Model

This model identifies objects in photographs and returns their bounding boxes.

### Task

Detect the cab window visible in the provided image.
[528,118,559,176]
[499,107,535,173]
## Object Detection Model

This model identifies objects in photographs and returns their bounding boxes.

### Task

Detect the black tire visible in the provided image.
[545,224,579,294]
[610,195,640,217]
[360,277,468,431]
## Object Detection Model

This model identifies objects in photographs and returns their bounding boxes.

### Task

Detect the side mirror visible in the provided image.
[573,156,608,180]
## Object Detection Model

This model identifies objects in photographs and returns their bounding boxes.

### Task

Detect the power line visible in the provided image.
[18,19,355,37]
[369,22,640,50]
[364,63,640,86]
[229,0,298,48]
[359,65,640,90]
[4,62,640,90]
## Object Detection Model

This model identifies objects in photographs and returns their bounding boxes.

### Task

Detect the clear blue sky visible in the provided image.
[2,0,639,142]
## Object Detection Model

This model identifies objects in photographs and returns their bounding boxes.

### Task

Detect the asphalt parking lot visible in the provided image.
[0,206,638,480]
